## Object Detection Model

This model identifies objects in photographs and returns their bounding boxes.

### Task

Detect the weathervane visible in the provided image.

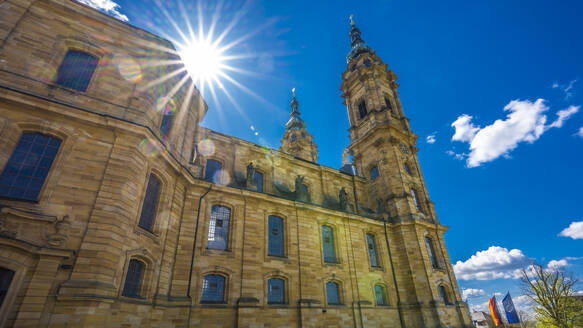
[349,14,354,25]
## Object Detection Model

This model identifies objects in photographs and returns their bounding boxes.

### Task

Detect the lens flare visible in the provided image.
[197,138,215,157]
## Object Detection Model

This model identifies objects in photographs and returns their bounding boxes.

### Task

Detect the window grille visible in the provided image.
[326,281,341,305]
[374,285,387,305]
[204,159,222,182]
[56,50,98,91]
[254,171,263,192]
[267,278,285,304]
[426,237,438,268]
[0,133,61,201]
[122,259,144,298]
[366,234,380,267]
[201,274,225,303]
[208,205,230,249]
[138,174,161,231]
[268,216,284,256]
[412,189,422,211]
[322,226,336,263]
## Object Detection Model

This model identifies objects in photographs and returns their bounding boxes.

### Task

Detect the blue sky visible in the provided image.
[81,0,583,314]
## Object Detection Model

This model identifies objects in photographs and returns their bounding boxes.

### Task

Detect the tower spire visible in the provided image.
[346,15,375,63]
[280,88,319,162]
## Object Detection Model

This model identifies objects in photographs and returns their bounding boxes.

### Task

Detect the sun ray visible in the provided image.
[217,17,278,53]
[207,0,224,43]
[217,71,283,114]
[211,0,249,47]
[138,66,187,92]
[178,0,196,42]
[213,76,252,126]
[153,0,190,45]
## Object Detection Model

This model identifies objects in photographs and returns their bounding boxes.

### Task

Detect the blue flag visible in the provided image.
[502,292,520,324]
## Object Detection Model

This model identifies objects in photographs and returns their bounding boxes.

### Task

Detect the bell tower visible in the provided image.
[341,17,433,222]
[280,89,319,163]
[341,17,472,327]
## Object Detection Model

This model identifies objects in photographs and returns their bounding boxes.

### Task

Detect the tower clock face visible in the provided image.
[399,143,409,154]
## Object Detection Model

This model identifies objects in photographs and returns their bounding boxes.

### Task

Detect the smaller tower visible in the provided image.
[280,88,319,163]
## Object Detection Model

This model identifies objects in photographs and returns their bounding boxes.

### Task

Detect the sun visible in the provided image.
[179,38,225,84]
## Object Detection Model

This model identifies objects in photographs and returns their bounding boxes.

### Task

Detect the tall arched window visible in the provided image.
[201,274,226,303]
[366,233,380,268]
[56,50,99,91]
[267,278,285,304]
[268,216,284,257]
[122,259,144,298]
[160,109,175,138]
[358,100,367,119]
[374,285,387,306]
[411,188,422,211]
[425,237,438,268]
[0,133,61,201]
[384,96,393,112]
[138,173,161,231]
[438,285,450,305]
[204,159,222,182]
[0,267,15,307]
[326,281,341,305]
[254,171,264,192]
[207,205,231,250]
[321,226,337,263]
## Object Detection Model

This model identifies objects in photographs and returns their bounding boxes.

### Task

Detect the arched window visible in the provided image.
[254,171,264,192]
[384,96,393,111]
[0,133,61,201]
[425,237,438,268]
[404,163,412,175]
[207,205,231,250]
[374,285,387,306]
[56,50,98,91]
[411,188,422,211]
[326,281,341,305]
[267,278,285,304]
[268,216,284,257]
[370,166,379,181]
[160,109,175,138]
[204,159,222,182]
[138,173,161,232]
[438,285,450,305]
[321,226,337,263]
[358,100,367,119]
[201,274,226,303]
[366,233,380,268]
[0,267,15,307]
[122,259,144,298]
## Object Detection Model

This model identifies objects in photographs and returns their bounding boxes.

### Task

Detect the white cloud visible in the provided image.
[451,114,479,143]
[462,288,486,300]
[547,259,568,270]
[76,0,129,21]
[559,220,583,240]
[553,79,578,100]
[445,150,466,161]
[576,126,583,137]
[426,132,437,144]
[548,105,580,128]
[451,99,580,167]
[453,246,532,280]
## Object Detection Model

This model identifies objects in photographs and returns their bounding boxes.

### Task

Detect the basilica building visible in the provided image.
[0,0,472,327]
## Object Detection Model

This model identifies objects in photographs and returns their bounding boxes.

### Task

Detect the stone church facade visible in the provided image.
[0,0,472,327]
